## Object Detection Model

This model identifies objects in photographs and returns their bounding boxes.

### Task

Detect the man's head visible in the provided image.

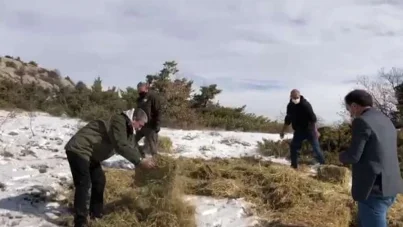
[290,89,301,104]
[137,82,149,96]
[344,89,373,118]
[132,108,148,130]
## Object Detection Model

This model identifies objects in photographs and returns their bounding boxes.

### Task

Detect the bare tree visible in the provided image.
[355,67,403,124]
[28,112,36,137]
[316,115,327,128]
[276,111,286,122]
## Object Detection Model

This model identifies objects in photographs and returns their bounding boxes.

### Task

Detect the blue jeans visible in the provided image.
[358,195,396,227]
[290,129,325,168]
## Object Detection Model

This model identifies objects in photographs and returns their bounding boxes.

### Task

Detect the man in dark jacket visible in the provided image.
[340,89,403,226]
[280,89,325,169]
[64,108,156,227]
[136,82,162,157]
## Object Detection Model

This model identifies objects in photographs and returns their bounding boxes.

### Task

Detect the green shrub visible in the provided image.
[257,125,353,166]
[257,139,289,158]
[28,61,38,66]
[0,57,285,133]
[5,61,17,68]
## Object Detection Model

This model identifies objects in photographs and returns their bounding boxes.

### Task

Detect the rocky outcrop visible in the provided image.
[0,56,75,90]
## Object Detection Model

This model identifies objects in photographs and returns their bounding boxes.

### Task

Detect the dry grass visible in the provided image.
[58,155,195,227]
[90,156,196,227]
[316,165,351,188]
[59,156,403,227]
[388,195,403,227]
[257,139,289,158]
[179,158,353,227]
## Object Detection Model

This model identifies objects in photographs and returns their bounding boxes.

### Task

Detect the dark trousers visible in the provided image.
[290,129,325,168]
[358,195,396,227]
[135,127,158,156]
[66,151,106,227]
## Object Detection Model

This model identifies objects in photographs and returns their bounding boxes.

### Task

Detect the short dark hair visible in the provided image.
[137,82,148,89]
[344,89,373,107]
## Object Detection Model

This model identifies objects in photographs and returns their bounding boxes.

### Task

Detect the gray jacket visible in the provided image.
[339,108,403,201]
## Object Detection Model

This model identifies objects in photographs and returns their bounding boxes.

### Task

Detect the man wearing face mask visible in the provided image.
[135,82,162,157]
[340,89,403,227]
[280,89,325,169]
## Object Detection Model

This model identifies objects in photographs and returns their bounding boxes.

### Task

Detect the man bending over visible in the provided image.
[64,108,156,227]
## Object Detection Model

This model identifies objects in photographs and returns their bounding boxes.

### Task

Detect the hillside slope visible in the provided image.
[0,56,74,91]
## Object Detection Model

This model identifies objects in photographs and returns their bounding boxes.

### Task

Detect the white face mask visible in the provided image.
[292,98,300,104]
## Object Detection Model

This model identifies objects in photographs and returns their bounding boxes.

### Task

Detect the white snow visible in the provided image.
[0,110,292,227]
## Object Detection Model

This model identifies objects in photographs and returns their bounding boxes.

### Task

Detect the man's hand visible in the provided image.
[279,131,285,139]
[137,157,156,169]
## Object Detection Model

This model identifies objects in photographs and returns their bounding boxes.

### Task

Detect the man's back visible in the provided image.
[352,108,403,200]
[65,113,138,163]
[137,91,157,116]
[136,90,161,128]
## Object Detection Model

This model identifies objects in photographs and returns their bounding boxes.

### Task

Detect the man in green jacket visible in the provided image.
[64,108,156,227]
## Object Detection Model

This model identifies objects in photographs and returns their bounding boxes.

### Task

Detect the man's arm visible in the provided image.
[339,118,372,164]
[151,93,162,129]
[303,102,317,129]
[282,103,292,132]
[109,114,142,166]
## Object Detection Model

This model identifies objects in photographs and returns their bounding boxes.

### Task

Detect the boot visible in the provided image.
[74,217,88,227]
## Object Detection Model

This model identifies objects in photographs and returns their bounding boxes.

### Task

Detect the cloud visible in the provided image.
[2,0,403,124]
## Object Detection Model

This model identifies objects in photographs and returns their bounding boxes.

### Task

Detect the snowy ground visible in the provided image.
[0,110,292,227]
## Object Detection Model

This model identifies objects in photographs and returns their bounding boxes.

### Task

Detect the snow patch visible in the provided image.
[0,110,292,227]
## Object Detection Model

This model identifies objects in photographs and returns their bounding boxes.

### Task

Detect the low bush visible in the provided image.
[158,136,173,153]
[257,139,289,158]
[28,61,38,66]
[257,125,352,167]
[0,56,284,133]
[5,61,18,68]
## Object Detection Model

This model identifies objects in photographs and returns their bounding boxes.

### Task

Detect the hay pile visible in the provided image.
[92,155,195,227]
[179,158,353,227]
[316,165,351,188]
[59,156,403,227]
[58,155,195,227]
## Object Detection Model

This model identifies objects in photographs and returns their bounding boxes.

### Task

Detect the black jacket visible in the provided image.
[136,91,161,130]
[284,96,317,131]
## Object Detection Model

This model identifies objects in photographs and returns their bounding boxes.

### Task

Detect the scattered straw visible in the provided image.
[58,156,403,227]
[316,165,351,188]
[178,158,354,227]
[387,195,403,227]
[59,155,195,227]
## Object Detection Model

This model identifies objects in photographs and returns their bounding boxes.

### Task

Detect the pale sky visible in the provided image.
[1,0,403,124]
